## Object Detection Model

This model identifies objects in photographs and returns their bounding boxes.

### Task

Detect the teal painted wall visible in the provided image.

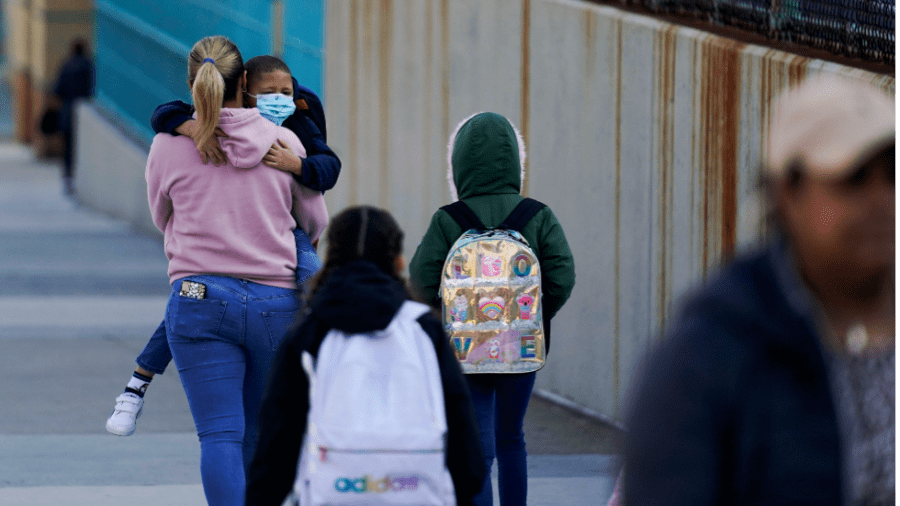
[94,0,324,144]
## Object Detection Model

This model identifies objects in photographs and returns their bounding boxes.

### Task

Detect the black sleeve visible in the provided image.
[246,318,318,506]
[282,113,342,192]
[417,312,487,506]
[150,100,195,136]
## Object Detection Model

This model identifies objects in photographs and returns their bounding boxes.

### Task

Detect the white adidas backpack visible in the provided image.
[293,301,456,506]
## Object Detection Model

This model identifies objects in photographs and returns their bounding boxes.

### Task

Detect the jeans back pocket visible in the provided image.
[261,311,299,351]
[167,297,228,340]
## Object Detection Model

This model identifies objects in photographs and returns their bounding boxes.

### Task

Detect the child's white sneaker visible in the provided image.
[106,392,143,436]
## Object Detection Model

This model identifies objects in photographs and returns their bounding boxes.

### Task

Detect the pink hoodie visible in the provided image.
[146,107,328,289]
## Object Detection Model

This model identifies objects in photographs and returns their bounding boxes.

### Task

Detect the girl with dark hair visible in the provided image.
[246,206,487,506]
[140,36,328,506]
[410,112,576,506]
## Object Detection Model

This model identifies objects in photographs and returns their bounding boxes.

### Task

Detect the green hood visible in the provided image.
[448,112,525,201]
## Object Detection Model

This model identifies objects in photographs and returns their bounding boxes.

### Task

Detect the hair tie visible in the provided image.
[202,58,215,64]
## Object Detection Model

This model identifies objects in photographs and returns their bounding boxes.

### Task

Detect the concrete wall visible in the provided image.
[323,0,894,420]
[74,102,159,238]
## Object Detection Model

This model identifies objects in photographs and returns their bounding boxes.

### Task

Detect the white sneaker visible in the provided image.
[106,392,143,436]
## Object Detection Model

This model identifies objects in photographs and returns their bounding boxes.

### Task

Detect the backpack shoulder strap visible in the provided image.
[301,350,317,400]
[439,201,486,231]
[500,198,547,233]
[396,300,432,325]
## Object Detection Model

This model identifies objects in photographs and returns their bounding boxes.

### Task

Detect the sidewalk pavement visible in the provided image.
[0,143,621,505]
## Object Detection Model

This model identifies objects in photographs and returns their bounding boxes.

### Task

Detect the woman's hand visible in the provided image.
[175,120,229,166]
[262,139,303,176]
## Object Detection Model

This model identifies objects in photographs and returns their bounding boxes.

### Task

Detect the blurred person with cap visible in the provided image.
[622,75,894,506]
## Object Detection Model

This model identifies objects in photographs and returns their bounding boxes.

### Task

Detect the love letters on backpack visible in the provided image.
[439,199,547,374]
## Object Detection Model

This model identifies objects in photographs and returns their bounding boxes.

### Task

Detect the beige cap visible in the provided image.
[765,75,895,179]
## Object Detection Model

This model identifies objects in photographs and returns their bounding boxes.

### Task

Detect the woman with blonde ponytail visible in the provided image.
[142,36,328,506]
[189,36,241,149]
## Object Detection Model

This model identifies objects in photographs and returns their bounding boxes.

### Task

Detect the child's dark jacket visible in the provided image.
[409,112,576,353]
[245,260,486,506]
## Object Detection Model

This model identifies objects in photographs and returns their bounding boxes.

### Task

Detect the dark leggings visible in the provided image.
[466,372,537,506]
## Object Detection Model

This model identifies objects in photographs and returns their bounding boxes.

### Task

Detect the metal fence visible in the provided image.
[627,0,894,65]
[94,0,324,145]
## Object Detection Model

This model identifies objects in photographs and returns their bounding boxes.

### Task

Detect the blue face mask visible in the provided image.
[251,93,296,126]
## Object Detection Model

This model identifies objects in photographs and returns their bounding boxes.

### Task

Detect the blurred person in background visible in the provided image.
[623,75,894,505]
[52,37,94,195]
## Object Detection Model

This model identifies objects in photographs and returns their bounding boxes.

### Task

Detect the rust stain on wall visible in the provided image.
[656,25,677,330]
[655,27,664,326]
[787,54,810,88]
[584,12,596,110]
[347,0,359,205]
[424,0,434,213]
[584,10,595,180]
[584,9,595,48]
[700,36,743,272]
[721,40,742,259]
[361,0,374,203]
[521,0,531,197]
[699,37,710,275]
[759,50,772,176]
[690,37,698,278]
[378,0,393,206]
[441,0,450,199]
[613,18,622,416]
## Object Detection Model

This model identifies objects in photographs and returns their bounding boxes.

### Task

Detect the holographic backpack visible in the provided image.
[439,198,547,374]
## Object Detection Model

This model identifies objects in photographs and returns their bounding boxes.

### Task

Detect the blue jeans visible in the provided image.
[135,318,171,375]
[135,228,321,375]
[166,275,300,506]
[466,372,537,506]
[294,227,322,285]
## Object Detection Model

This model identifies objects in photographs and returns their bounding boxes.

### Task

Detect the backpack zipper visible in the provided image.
[318,446,444,462]
[320,446,444,454]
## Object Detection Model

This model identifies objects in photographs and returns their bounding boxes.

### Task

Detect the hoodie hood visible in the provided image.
[292,79,328,143]
[448,112,526,201]
[212,108,280,169]
[309,260,409,334]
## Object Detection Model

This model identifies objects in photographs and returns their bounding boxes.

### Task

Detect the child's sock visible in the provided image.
[125,372,153,398]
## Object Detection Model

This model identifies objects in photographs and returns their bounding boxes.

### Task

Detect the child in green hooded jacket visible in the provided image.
[409,111,575,506]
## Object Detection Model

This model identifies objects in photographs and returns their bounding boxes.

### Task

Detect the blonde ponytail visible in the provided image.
[187,36,244,148]
[191,61,224,148]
